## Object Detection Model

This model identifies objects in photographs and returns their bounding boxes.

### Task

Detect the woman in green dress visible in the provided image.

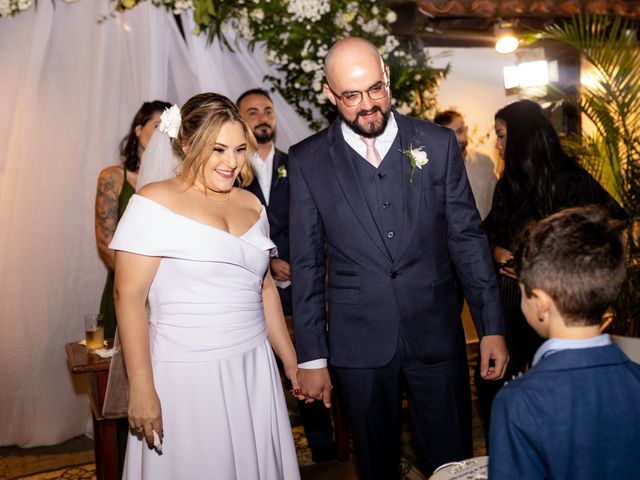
[95,100,171,339]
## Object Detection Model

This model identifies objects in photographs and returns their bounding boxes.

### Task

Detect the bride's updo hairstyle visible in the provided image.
[171,92,255,188]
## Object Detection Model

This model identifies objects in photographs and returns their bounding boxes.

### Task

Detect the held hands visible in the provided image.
[270,259,291,282]
[493,246,516,279]
[128,385,163,450]
[297,367,332,408]
[479,335,509,380]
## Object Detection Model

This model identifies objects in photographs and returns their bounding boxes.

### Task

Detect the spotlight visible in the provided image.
[495,21,519,54]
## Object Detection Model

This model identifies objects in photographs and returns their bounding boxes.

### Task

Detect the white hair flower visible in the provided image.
[159,105,181,139]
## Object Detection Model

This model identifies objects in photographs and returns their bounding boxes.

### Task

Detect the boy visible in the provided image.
[489,205,640,479]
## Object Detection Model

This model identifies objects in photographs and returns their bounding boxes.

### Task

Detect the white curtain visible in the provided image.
[0,0,314,447]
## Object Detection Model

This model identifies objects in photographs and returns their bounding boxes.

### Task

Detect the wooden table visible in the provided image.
[65,342,120,480]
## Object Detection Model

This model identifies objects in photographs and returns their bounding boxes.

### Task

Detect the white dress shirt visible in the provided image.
[249,144,275,205]
[464,147,497,220]
[299,115,398,370]
[340,112,398,165]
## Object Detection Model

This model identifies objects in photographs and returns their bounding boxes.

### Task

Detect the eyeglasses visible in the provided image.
[327,81,390,107]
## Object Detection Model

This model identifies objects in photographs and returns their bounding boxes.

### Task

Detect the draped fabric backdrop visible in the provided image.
[0,0,313,447]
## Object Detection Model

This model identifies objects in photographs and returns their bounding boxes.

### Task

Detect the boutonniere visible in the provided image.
[401,145,428,183]
[275,164,287,184]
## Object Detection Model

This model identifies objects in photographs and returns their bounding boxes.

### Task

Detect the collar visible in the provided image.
[250,143,275,166]
[340,112,398,161]
[532,334,612,366]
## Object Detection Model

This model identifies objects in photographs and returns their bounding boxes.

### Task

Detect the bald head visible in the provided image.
[322,37,392,138]
[324,37,384,84]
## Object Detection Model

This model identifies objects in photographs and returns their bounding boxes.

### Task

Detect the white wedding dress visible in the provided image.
[110,194,300,480]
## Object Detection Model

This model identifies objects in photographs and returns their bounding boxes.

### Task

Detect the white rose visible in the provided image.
[250,8,265,21]
[386,10,397,23]
[159,105,181,139]
[300,60,315,73]
[412,148,428,168]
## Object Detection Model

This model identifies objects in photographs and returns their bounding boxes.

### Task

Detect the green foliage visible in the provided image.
[534,14,640,334]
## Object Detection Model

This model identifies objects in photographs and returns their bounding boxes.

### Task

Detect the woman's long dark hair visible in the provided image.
[119,100,172,172]
[488,100,578,239]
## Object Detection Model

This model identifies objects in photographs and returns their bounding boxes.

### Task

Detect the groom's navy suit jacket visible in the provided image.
[289,113,504,368]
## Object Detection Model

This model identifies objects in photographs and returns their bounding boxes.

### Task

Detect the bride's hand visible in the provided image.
[284,363,306,401]
[128,385,163,448]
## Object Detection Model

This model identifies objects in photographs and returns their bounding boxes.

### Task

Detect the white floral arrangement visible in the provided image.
[402,145,428,183]
[159,105,181,139]
[0,0,33,17]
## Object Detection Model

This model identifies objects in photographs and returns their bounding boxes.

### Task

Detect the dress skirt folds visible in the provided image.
[110,195,300,480]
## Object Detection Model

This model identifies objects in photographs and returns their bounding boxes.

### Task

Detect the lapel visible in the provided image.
[327,120,392,261]
[393,113,426,266]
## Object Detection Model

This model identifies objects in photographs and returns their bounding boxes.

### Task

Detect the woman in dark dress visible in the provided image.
[95,100,171,339]
[478,99,627,439]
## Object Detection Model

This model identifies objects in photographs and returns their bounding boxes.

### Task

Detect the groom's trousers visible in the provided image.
[334,325,472,479]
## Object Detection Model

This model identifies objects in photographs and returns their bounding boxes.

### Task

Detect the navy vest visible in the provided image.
[347,133,404,259]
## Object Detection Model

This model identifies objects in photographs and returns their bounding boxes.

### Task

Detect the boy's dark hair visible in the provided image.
[515,205,626,326]
[236,88,272,108]
[433,109,462,127]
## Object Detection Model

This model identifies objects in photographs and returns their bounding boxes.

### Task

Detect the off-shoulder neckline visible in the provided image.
[132,194,265,240]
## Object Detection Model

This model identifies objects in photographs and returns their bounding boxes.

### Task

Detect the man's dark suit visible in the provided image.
[489,344,640,479]
[288,113,504,475]
[245,149,291,313]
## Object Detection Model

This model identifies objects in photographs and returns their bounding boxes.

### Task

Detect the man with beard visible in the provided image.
[288,37,508,479]
[237,89,336,463]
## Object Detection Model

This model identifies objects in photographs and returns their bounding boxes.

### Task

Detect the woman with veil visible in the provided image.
[111,93,303,479]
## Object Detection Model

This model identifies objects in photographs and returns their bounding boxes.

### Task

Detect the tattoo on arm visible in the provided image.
[95,171,121,270]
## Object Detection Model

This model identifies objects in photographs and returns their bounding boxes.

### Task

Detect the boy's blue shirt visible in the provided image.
[489,341,640,479]
[531,333,611,366]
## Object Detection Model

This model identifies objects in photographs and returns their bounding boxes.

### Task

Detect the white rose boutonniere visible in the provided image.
[275,164,287,184]
[401,145,428,183]
[159,105,181,139]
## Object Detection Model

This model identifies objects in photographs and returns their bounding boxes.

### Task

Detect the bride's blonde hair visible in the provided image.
[171,93,255,188]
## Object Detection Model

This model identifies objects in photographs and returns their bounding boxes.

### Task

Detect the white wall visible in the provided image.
[430,47,518,167]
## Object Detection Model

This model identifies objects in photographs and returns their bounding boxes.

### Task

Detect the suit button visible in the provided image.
[387,231,395,238]
[376,172,385,179]
[382,201,390,208]
[390,271,397,279]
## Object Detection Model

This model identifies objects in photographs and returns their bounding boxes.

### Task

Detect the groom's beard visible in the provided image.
[340,105,391,138]
[253,123,276,144]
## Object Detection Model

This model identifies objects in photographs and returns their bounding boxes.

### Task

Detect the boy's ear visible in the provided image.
[531,288,554,321]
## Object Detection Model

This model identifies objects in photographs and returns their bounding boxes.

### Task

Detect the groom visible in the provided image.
[289,37,508,478]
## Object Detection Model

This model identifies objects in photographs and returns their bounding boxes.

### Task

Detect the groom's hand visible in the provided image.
[297,367,332,408]
[479,335,509,380]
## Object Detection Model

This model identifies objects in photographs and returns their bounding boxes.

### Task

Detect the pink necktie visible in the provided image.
[360,136,382,168]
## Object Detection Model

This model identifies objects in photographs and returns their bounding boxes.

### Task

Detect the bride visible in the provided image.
[110,93,302,479]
